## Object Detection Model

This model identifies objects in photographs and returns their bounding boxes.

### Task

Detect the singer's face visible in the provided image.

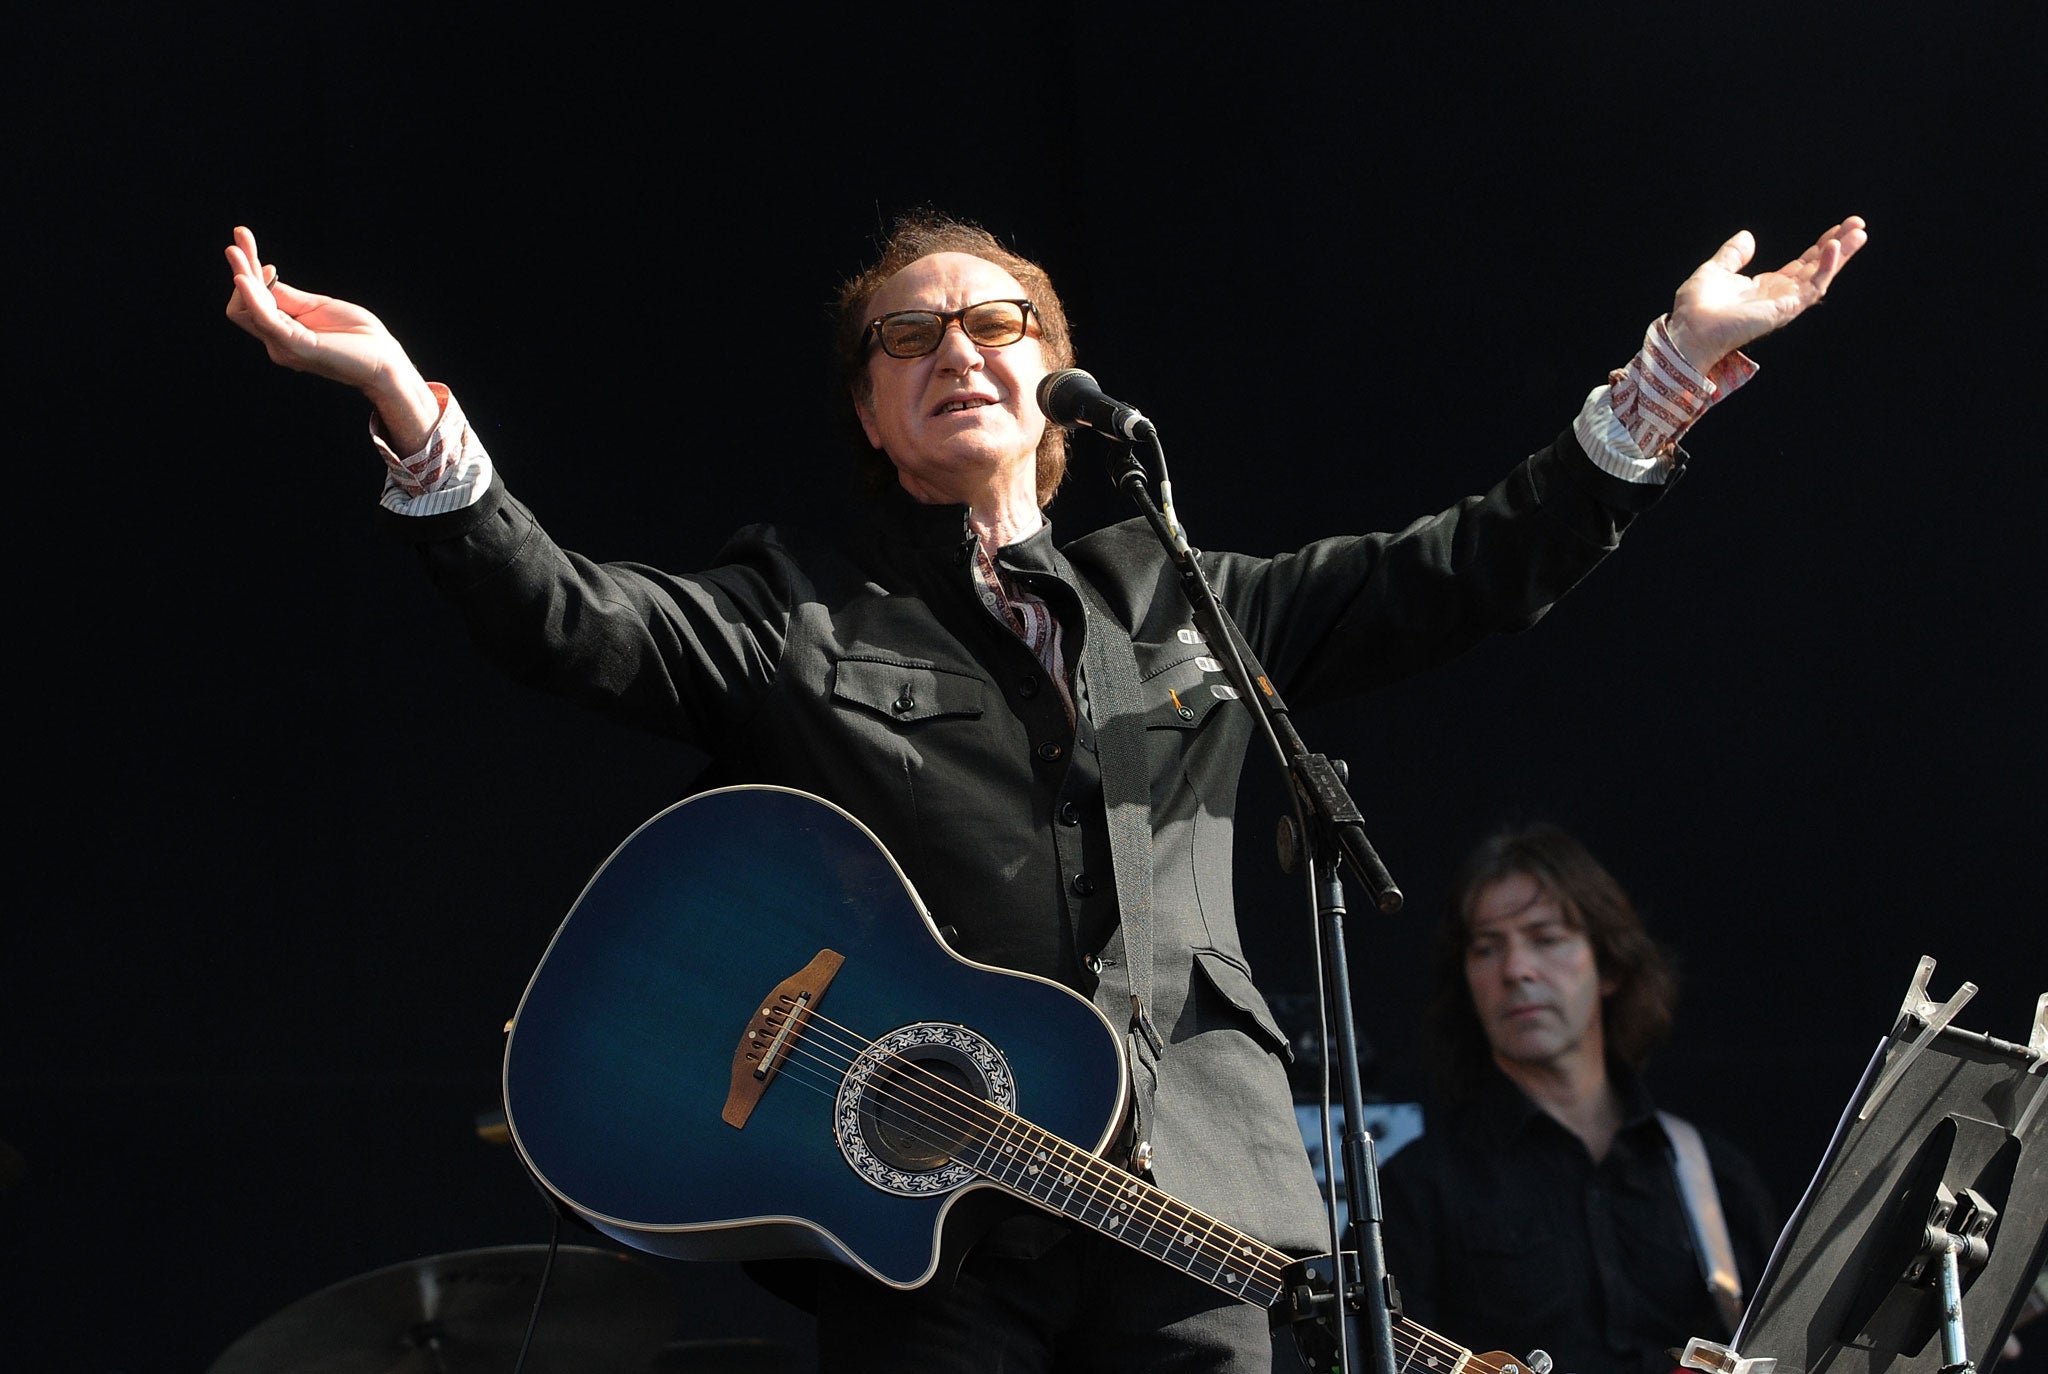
[854,252,1048,507]
[1463,872,1614,1079]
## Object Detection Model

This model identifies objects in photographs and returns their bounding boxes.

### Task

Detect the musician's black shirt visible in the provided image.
[1379,1064,1778,1374]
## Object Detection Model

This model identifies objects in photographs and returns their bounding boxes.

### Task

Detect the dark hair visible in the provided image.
[1430,823,1678,1094]
[833,210,1076,508]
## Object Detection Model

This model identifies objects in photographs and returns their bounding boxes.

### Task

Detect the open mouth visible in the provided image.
[934,397,996,416]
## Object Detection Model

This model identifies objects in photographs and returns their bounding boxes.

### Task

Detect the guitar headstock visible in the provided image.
[1468,1352,1544,1374]
[1292,1337,1541,1374]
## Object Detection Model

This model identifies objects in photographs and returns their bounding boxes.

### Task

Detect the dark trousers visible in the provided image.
[813,1225,1307,1372]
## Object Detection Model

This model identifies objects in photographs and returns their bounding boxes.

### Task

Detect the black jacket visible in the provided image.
[390,427,1659,1253]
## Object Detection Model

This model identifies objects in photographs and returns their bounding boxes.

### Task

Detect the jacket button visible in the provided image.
[1036,741,1064,762]
[1018,674,1041,699]
[891,686,915,714]
[1057,801,1080,826]
[1083,953,1102,974]
[1070,872,1095,897]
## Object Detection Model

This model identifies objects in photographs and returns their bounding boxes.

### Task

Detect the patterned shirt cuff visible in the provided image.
[1575,317,1758,484]
[370,383,496,516]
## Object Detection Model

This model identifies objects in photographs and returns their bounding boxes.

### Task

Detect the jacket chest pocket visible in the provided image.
[1138,643,1238,733]
[832,656,988,724]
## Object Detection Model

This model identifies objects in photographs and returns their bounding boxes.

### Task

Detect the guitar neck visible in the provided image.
[960,1112,1500,1374]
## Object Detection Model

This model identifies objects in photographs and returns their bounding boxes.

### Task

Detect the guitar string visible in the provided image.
[762,1012,1492,1372]
[779,1047,1279,1292]
[750,998,1290,1289]
[763,1009,1441,1347]
[749,1001,1493,1371]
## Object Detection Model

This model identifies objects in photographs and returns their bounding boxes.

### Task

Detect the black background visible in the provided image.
[9,4,2044,1370]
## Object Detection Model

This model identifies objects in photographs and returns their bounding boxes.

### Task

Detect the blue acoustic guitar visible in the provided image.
[503,785,1512,1373]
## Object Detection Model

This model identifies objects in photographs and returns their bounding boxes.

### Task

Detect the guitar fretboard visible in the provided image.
[961,1111,1288,1306]
[957,1107,1501,1374]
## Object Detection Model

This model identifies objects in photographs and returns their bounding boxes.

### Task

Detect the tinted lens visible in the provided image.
[962,301,1028,346]
[878,313,943,357]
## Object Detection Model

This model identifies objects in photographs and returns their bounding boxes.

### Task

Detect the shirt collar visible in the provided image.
[871,480,1059,567]
[872,478,977,555]
[1459,1058,1661,1143]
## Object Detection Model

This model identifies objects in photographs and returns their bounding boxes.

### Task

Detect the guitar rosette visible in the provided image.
[834,1022,1017,1196]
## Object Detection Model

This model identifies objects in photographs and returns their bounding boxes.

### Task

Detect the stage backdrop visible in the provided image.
[8,6,2042,1370]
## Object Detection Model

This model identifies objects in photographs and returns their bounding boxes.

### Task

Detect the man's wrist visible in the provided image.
[1663,316,1716,375]
[365,363,442,456]
[371,383,495,516]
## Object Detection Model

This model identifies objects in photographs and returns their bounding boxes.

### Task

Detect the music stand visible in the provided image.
[1681,957,2048,1374]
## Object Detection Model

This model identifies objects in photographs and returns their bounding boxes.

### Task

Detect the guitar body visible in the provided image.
[506,787,1530,1374]
[502,785,1130,1288]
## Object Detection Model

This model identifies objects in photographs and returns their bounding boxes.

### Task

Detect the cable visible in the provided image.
[510,1207,564,1374]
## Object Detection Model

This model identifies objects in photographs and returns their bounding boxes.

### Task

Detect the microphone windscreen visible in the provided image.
[1036,368,1100,427]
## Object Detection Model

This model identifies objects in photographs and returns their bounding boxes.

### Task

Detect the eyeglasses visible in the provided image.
[863,299,1038,359]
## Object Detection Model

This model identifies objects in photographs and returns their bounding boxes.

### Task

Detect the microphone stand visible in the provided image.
[1094,421,1402,1374]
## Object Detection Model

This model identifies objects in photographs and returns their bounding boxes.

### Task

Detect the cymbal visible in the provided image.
[205,1243,680,1374]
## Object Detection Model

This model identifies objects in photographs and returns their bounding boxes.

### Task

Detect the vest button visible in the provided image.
[1057,801,1080,826]
[1036,741,1064,762]
[1070,872,1096,897]
[1018,674,1041,699]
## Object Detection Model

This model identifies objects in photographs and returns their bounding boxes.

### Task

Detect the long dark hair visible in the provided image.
[1430,823,1678,1096]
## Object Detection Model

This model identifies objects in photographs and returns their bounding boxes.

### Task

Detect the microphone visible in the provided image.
[1036,369,1152,441]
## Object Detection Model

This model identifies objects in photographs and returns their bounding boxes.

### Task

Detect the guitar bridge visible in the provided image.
[723,948,844,1129]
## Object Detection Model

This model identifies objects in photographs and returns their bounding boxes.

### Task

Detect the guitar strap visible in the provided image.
[1658,1109,1746,1336]
[1071,571,1165,1075]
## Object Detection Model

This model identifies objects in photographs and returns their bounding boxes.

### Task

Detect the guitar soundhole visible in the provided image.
[856,1045,983,1172]
[835,1022,1017,1197]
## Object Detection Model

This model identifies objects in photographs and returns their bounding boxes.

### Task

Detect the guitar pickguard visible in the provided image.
[834,1022,1016,1197]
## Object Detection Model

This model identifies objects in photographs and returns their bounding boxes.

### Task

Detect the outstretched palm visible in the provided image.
[1668,216,1868,370]
[223,226,410,391]
[224,225,441,450]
